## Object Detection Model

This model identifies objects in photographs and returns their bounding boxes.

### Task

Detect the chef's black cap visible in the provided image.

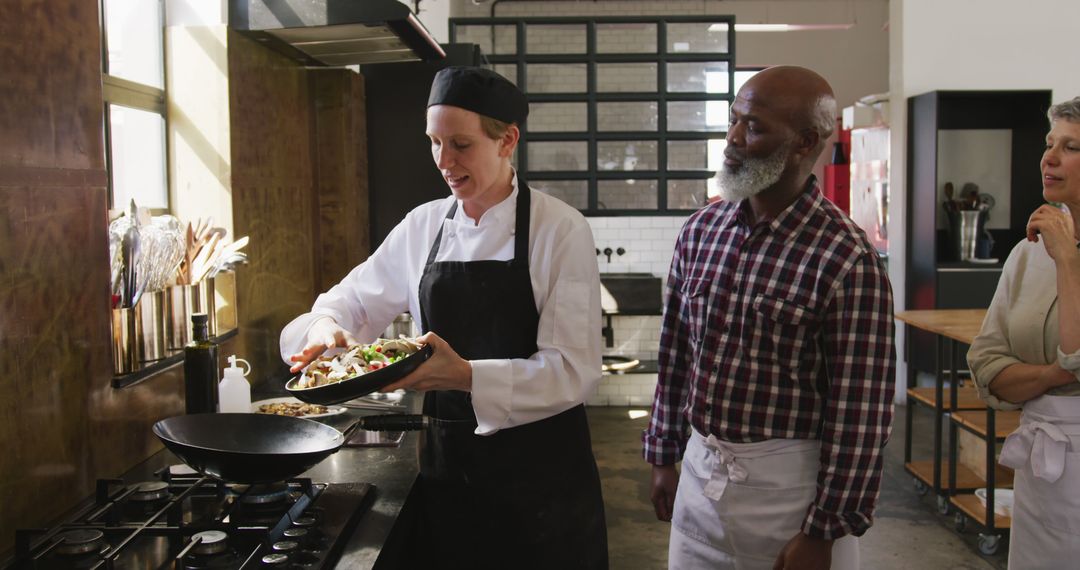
[427,66,528,125]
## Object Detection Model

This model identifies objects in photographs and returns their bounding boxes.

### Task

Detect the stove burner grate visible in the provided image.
[54,529,107,556]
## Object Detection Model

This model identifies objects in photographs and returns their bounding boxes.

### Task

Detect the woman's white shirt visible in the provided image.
[279,177,602,435]
[968,239,1080,410]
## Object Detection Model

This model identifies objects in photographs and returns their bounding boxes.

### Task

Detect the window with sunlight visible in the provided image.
[101,0,168,210]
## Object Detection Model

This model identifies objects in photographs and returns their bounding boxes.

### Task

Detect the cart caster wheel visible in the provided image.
[978,534,1001,556]
[954,512,967,532]
[937,495,951,515]
[913,478,929,496]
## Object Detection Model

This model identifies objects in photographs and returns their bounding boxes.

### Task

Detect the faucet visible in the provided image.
[599,247,626,263]
[602,314,614,348]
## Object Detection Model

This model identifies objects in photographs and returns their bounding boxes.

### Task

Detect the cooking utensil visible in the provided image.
[287,344,435,405]
[961,182,981,209]
[153,413,362,483]
[121,223,142,307]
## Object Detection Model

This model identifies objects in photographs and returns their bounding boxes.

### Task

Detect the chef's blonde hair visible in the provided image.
[480,115,512,140]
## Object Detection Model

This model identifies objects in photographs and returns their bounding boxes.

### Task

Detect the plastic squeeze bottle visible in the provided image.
[218,355,252,413]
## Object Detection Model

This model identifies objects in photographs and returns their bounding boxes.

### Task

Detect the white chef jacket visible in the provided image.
[280,175,603,435]
[967,239,1080,410]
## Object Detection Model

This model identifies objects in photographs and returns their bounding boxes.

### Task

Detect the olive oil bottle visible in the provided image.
[184,313,219,414]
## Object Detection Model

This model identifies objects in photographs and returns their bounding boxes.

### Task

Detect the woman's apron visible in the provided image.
[669,429,859,570]
[999,394,1080,569]
[412,187,608,569]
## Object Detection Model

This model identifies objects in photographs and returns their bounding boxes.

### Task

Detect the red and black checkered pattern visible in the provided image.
[643,181,896,540]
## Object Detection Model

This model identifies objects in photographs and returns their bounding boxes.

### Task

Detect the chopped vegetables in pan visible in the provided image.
[297,336,423,389]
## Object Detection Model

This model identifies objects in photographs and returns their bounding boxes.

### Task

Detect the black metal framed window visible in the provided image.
[449,16,735,215]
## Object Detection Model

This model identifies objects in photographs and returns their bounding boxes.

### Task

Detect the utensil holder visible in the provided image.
[137,290,168,362]
[212,271,238,334]
[112,308,142,374]
[192,279,217,336]
[166,284,194,349]
[948,210,981,261]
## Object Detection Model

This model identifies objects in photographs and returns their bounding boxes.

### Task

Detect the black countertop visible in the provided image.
[121,393,423,569]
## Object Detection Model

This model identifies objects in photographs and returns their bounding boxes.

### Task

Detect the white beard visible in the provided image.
[717,142,791,202]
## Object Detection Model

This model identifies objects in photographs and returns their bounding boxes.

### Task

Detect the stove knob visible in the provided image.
[261,553,289,566]
[283,528,308,542]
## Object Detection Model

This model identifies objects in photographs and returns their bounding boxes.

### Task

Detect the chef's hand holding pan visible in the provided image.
[1026,203,1076,261]
[649,464,678,522]
[288,317,360,373]
[380,332,472,393]
[772,533,832,570]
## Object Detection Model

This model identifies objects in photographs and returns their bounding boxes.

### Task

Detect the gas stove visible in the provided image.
[11,466,372,569]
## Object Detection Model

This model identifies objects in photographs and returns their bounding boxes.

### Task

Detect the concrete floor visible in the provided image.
[588,404,1009,570]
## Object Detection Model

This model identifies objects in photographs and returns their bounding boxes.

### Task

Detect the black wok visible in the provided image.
[153,413,358,483]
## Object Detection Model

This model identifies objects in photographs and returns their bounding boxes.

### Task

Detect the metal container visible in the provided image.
[137,290,168,362]
[383,312,415,339]
[192,278,217,336]
[167,284,194,349]
[956,210,981,261]
[112,308,141,373]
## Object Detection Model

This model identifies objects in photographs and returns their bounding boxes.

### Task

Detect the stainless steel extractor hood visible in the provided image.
[230,0,446,66]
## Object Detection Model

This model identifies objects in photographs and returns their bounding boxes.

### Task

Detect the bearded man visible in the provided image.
[643,66,896,570]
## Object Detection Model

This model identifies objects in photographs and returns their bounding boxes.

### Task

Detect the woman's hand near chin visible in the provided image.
[380,332,473,393]
[1027,204,1077,261]
[288,317,359,373]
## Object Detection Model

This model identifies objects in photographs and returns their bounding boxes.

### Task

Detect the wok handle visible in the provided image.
[356,414,429,432]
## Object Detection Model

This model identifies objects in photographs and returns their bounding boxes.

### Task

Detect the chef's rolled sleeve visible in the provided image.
[967,258,1024,411]
[1058,346,1080,382]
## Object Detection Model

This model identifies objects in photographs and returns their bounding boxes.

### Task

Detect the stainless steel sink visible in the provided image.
[600,273,662,315]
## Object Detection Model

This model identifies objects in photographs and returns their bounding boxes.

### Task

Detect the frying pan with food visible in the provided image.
[153,413,361,483]
[286,343,434,406]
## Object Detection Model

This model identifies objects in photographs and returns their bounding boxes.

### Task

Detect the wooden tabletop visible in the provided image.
[895,309,988,345]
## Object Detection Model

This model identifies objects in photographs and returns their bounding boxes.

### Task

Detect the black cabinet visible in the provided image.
[906,90,1051,374]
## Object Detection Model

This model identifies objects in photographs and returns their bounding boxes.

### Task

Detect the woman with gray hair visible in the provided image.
[967,96,1080,567]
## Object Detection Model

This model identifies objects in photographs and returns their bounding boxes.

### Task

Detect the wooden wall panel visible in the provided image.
[0,0,105,170]
[0,0,187,555]
[229,32,371,385]
[314,71,371,292]
[0,7,371,555]
[228,31,319,386]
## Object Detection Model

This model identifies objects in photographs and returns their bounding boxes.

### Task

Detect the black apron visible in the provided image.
[413,187,608,569]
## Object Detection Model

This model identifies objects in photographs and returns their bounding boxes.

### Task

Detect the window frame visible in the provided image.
[100,0,170,213]
[449,16,735,215]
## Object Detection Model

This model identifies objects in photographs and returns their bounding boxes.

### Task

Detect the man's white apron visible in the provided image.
[669,430,859,570]
[998,394,1080,569]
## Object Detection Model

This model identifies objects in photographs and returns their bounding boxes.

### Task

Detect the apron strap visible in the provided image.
[513,183,531,266]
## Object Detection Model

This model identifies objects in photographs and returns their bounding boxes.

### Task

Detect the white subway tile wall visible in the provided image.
[453,3,719,405]
[587,373,659,407]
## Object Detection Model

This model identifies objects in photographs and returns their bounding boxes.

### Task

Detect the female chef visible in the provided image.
[967,96,1080,567]
[280,66,608,569]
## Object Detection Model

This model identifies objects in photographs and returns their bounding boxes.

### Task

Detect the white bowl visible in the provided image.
[975,488,1013,517]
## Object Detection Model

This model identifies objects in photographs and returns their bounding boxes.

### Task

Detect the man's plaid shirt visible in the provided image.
[643,181,896,540]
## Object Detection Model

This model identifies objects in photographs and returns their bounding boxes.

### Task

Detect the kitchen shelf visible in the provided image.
[111,328,238,389]
[906,386,985,410]
[905,89,1051,375]
[905,460,983,492]
[951,494,1012,529]
[952,409,1021,439]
